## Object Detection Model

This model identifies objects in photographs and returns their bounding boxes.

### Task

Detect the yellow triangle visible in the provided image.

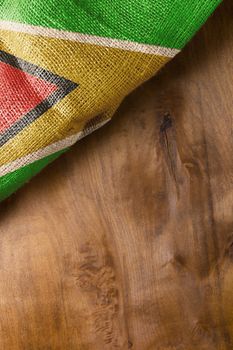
[0,29,169,165]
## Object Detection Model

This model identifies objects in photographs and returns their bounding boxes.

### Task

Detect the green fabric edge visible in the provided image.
[0,0,222,49]
[0,148,68,201]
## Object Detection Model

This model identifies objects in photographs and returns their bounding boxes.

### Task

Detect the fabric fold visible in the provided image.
[0,0,222,201]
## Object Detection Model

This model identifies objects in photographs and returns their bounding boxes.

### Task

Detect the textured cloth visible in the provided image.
[0,0,221,201]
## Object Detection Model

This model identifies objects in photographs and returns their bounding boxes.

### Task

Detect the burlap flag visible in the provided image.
[0,0,222,201]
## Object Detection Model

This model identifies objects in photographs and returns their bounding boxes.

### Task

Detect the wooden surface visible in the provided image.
[0,1,232,349]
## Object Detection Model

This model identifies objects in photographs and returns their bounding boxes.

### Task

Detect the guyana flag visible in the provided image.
[0,0,222,201]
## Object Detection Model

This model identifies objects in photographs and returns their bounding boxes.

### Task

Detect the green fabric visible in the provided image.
[0,0,221,49]
[0,149,67,201]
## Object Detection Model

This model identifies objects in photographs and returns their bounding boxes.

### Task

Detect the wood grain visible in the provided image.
[0,1,232,349]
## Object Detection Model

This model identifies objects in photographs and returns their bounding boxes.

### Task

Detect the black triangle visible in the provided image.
[0,50,78,147]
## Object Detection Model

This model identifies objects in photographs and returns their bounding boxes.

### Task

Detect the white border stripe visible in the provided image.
[0,20,180,57]
[0,119,110,177]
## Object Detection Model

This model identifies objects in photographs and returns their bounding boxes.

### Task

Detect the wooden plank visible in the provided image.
[0,1,232,348]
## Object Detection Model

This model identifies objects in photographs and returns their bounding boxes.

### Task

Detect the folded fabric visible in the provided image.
[0,0,222,201]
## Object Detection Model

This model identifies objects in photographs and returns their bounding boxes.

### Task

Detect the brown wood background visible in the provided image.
[0,1,232,349]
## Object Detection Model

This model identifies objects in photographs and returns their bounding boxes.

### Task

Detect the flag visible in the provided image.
[0,0,222,201]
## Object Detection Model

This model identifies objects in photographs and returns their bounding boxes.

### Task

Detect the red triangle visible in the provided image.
[0,61,58,133]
